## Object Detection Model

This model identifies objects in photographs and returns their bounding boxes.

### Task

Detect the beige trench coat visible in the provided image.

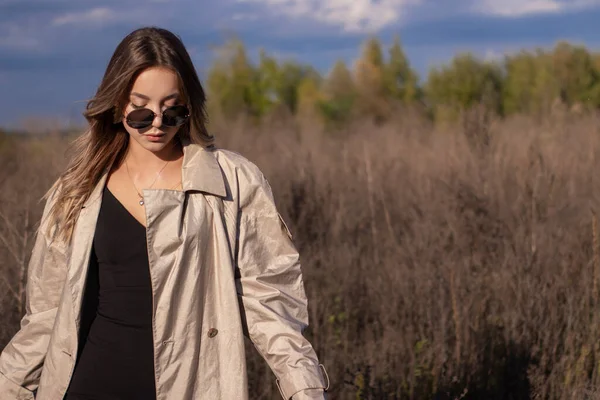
[0,140,329,400]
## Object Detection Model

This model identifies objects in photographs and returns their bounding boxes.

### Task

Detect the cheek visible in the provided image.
[163,125,182,139]
[122,122,138,137]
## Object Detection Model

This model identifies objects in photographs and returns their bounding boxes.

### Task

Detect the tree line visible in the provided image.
[205,36,600,126]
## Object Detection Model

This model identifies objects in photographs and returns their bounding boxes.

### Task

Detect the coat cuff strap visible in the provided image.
[276,364,330,400]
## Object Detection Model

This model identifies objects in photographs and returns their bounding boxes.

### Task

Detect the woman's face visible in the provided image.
[122,66,185,154]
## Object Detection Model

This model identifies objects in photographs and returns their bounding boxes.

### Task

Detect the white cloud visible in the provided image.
[51,7,117,27]
[476,0,562,16]
[483,48,504,61]
[0,22,44,51]
[476,0,600,17]
[231,13,259,21]
[237,0,420,32]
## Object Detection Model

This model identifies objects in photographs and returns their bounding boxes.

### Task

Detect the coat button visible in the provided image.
[208,328,218,338]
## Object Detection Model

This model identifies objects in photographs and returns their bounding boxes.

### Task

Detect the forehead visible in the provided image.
[129,67,180,96]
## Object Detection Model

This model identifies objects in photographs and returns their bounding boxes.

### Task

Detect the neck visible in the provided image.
[125,138,183,169]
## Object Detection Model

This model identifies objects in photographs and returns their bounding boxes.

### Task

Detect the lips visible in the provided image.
[145,133,166,142]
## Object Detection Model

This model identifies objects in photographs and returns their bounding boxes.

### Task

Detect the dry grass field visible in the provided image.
[3,108,600,399]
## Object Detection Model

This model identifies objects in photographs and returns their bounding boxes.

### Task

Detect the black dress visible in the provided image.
[64,186,156,400]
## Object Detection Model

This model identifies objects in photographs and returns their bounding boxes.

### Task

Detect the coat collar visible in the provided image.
[180,138,226,197]
[83,138,226,208]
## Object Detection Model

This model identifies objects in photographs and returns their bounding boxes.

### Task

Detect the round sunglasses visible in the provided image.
[125,104,190,129]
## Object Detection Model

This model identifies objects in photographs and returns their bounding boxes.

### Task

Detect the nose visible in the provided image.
[151,110,163,128]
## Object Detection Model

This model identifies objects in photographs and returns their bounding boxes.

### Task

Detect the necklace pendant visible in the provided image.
[139,199,145,206]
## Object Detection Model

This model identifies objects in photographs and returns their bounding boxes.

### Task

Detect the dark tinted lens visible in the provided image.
[126,108,155,129]
[162,105,189,127]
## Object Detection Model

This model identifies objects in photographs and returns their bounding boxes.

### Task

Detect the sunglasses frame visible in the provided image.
[125,104,190,129]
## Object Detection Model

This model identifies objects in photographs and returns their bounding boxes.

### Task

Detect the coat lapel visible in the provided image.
[67,169,108,334]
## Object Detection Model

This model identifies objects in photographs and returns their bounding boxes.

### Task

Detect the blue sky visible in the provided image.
[1,0,600,129]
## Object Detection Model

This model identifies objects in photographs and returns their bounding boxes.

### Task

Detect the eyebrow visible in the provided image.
[130,92,180,101]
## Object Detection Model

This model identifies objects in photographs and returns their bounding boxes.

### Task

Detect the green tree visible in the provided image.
[551,41,600,107]
[206,37,256,120]
[275,61,318,114]
[318,60,357,124]
[296,75,323,125]
[425,53,504,120]
[503,49,558,115]
[385,35,420,104]
[354,37,390,123]
[249,49,280,117]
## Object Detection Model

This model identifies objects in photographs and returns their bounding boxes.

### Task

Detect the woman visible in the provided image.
[0,27,329,400]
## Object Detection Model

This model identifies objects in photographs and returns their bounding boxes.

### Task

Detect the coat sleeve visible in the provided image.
[0,184,67,400]
[235,170,329,400]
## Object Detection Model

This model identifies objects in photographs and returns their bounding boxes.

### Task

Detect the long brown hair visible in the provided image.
[43,26,213,245]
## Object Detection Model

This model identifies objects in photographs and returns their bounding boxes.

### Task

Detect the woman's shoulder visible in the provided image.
[201,146,274,204]
[208,146,267,185]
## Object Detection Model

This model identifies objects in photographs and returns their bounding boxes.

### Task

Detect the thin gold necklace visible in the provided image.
[126,158,172,206]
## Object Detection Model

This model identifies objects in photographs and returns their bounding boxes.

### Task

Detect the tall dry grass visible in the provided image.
[2,109,600,399]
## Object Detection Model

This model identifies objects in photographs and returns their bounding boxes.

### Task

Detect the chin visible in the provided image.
[133,135,178,151]
[143,142,167,151]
